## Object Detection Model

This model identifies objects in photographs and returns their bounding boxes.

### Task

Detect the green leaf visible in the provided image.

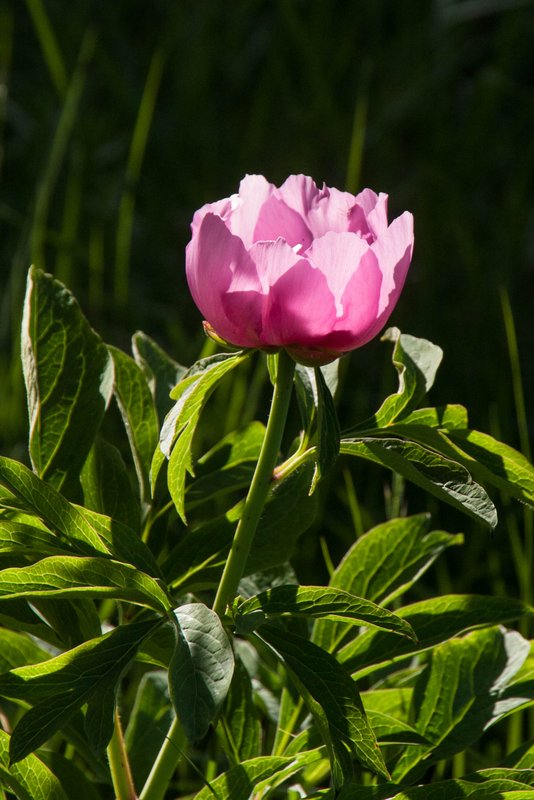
[21,266,114,494]
[310,366,341,493]
[258,624,389,787]
[0,457,161,577]
[392,627,531,782]
[338,595,532,676]
[0,555,171,611]
[0,599,62,647]
[0,619,157,762]
[397,404,468,428]
[108,345,160,505]
[0,519,77,558]
[366,710,428,745]
[381,424,534,510]
[169,603,235,742]
[186,422,264,510]
[160,351,249,520]
[0,729,68,800]
[193,753,323,800]
[38,751,102,800]
[340,438,498,527]
[165,465,318,592]
[368,328,443,428]
[313,515,463,652]
[124,671,173,788]
[218,655,262,764]
[234,585,416,640]
[80,438,140,531]
[0,629,50,672]
[132,330,187,423]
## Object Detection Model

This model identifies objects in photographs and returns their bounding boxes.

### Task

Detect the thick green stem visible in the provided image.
[139,716,185,800]
[107,710,138,800]
[213,350,295,617]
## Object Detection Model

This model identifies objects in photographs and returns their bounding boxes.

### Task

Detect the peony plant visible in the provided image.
[0,178,533,800]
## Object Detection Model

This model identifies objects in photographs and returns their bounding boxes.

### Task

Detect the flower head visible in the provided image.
[186,174,413,364]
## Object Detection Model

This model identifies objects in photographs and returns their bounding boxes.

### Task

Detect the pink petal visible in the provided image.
[307,231,374,314]
[306,187,359,238]
[186,214,262,347]
[260,259,338,347]
[276,174,323,219]
[249,238,306,292]
[333,248,383,348]
[366,192,389,238]
[371,210,414,317]
[252,196,313,251]
[228,174,273,247]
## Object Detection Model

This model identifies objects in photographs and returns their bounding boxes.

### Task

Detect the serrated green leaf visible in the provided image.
[108,345,159,505]
[132,330,187,423]
[160,352,248,519]
[21,266,114,494]
[392,628,531,782]
[80,437,140,531]
[0,729,68,800]
[234,585,415,640]
[218,655,262,764]
[0,555,171,611]
[341,438,498,527]
[370,328,443,428]
[0,457,161,577]
[338,595,532,676]
[258,624,389,787]
[0,619,157,762]
[124,671,173,788]
[170,603,234,742]
[313,515,463,652]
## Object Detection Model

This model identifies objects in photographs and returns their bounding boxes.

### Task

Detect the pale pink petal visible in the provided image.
[228,175,273,247]
[366,192,389,238]
[307,231,373,314]
[252,196,313,251]
[276,174,322,219]
[348,188,381,241]
[306,187,357,238]
[249,238,305,292]
[371,211,414,316]
[190,196,233,236]
[186,214,262,347]
[260,259,338,347]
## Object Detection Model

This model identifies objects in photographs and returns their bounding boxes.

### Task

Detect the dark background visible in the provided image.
[1,0,533,593]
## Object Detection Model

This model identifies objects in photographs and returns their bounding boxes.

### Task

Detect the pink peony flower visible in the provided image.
[185,174,414,365]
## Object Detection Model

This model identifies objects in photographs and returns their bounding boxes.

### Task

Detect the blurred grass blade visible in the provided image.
[30,28,96,269]
[114,45,166,310]
[24,0,67,97]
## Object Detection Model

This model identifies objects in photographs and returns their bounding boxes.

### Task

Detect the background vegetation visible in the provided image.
[2,0,533,637]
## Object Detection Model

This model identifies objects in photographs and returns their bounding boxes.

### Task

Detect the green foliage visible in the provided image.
[1,268,534,798]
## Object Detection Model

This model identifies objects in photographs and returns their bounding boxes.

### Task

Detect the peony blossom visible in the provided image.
[185,174,414,364]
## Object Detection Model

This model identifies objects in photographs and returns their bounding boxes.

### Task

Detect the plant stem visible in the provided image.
[139,716,185,800]
[107,709,138,800]
[212,350,295,617]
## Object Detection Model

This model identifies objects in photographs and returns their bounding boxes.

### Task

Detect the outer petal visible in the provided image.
[186,213,263,348]
[307,231,375,315]
[249,238,306,292]
[371,210,414,317]
[228,174,273,247]
[260,259,338,347]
